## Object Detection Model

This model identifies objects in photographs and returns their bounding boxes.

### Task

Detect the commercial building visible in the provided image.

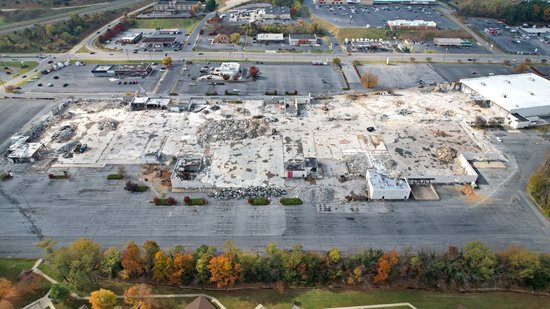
[289,34,319,46]
[460,73,550,118]
[120,32,143,44]
[212,62,240,76]
[366,170,411,200]
[91,65,117,77]
[519,26,550,37]
[92,64,152,77]
[256,33,284,44]
[259,6,291,20]
[157,28,182,35]
[387,20,436,30]
[153,0,196,13]
[314,0,435,4]
[141,36,179,48]
[433,38,472,47]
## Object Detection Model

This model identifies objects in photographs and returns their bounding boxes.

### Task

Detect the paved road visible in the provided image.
[0,0,148,35]
[0,130,548,257]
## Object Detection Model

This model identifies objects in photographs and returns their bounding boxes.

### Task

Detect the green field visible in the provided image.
[0,16,6,27]
[0,259,35,281]
[131,17,202,33]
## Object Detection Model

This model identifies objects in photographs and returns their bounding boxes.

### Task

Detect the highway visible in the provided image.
[0,0,150,35]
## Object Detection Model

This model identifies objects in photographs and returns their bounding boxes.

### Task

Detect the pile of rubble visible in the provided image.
[142,164,172,186]
[210,186,287,200]
[72,99,124,113]
[294,185,334,203]
[51,125,75,142]
[432,129,449,138]
[196,118,269,145]
[345,154,371,176]
[435,146,457,163]
[97,119,118,131]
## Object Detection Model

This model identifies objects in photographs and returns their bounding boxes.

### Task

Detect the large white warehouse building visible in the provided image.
[460,73,550,118]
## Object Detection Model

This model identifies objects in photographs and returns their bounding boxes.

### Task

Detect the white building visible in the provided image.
[519,27,550,37]
[366,170,411,200]
[213,62,240,76]
[460,73,550,118]
[256,33,284,44]
[387,20,436,30]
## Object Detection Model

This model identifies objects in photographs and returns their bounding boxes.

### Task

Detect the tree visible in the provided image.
[373,249,399,284]
[169,253,194,284]
[161,56,172,68]
[332,57,341,66]
[89,288,116,309]
[206,0,216,12]
[409,57,416,63]
[248,66,259,79]
[101,247,122,278]
[152,250,169,282]
[4,85,16,93]
[195,246,216,283]
[124,284,157,309]
[49,238,101,291]
[142,240,160,275]
[122,241,144,279]
[360,72,379,88]
[0,278,12,298]
[208,255,241,287]
[352,60,360,66]
[230,32,241,45]
[36,238,56,260]
[50,284,70,303]
[463,241,496,282]
[502,246,541,282]
[545,8,550,21]
[191,2,202,16]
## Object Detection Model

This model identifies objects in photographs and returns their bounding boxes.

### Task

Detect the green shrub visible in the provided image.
[248,197,270,206]
[153,196,177,206]
[280,197,303,206]
[0,171,12,181]
[265,90,277,95]
[184,196,208,206]
[107,174,124,180]
[50,284,70,303]
[124,181,149,192]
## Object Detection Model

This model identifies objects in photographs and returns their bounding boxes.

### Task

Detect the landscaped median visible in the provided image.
[248,197,270,206]
[279,197,303,206]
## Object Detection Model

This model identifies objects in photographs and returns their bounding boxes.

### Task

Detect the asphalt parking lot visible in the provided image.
[467,18,550,56]
[22,64,161,94]
[430,63,516,82]
[158,61,346,96]
[0,99,56,151]
[308,1,459,30]
[356,63,444,89]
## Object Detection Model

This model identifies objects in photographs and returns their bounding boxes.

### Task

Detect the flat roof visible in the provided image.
[367,170,411,191]
[92,65,116,72]
[290,34,317,40]
[388,20,437,27]
[257,33,284,40]
[433,38,467,45]
[460,73,550,114]
[142,36,177,43]
[520,27,550,34]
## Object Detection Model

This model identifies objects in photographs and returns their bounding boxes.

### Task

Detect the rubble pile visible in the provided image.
[294,185,334,203]
[72,99,124,113]
[210,186,287,200]
[435,146,457,163]
[51,125,75,142]
[432,129,449,138]
[196,118,269,145]
[57,141,79,153]
[345,154,371,176]
[97,119,119,131]
[235,107,250,115]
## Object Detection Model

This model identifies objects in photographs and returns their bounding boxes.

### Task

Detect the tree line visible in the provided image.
[0,10,123,52]
[457,0,550,24]
[35,238,550,294]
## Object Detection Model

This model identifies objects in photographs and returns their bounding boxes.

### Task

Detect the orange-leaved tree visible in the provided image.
[89,288,116,309]
[122,241,144,279]
[373,249,399,284]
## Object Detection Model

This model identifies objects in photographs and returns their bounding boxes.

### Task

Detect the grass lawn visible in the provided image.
[76,45,92,53]
[37,262,64,282]
[206,289,550,309]
[0,258,36,281]
[0,61,39,79]
[131,17,202,34]
[0,16,6,27]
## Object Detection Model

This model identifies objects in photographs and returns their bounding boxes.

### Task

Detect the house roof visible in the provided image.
[184,296,216,309]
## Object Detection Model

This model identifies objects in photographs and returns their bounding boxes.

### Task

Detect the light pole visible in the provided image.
[443,47,448,62]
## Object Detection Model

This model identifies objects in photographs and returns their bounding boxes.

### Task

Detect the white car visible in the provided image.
[496,137,503,143]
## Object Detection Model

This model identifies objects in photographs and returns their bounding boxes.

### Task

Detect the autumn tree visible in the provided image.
[152,250,169,282]
[326,247,343,282]
[168,253,194,284]
[195,245,216,283]
[373,249,399,284]
[230,32,241,45]
[463,241,496,282]
[89,288,116,309]
[122,241,144,279]
[36,238,56,260]
[332,57,341,66]
[248,66,259,79]
[191,1,202,16]
[0,278,12,298]
[50,238,101,291]
[162,56,172,68]
[361,72,379,88]
[142,240,160,275]
[208,241,242,288]
[501,246,541,282]
[124,284,157,309]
